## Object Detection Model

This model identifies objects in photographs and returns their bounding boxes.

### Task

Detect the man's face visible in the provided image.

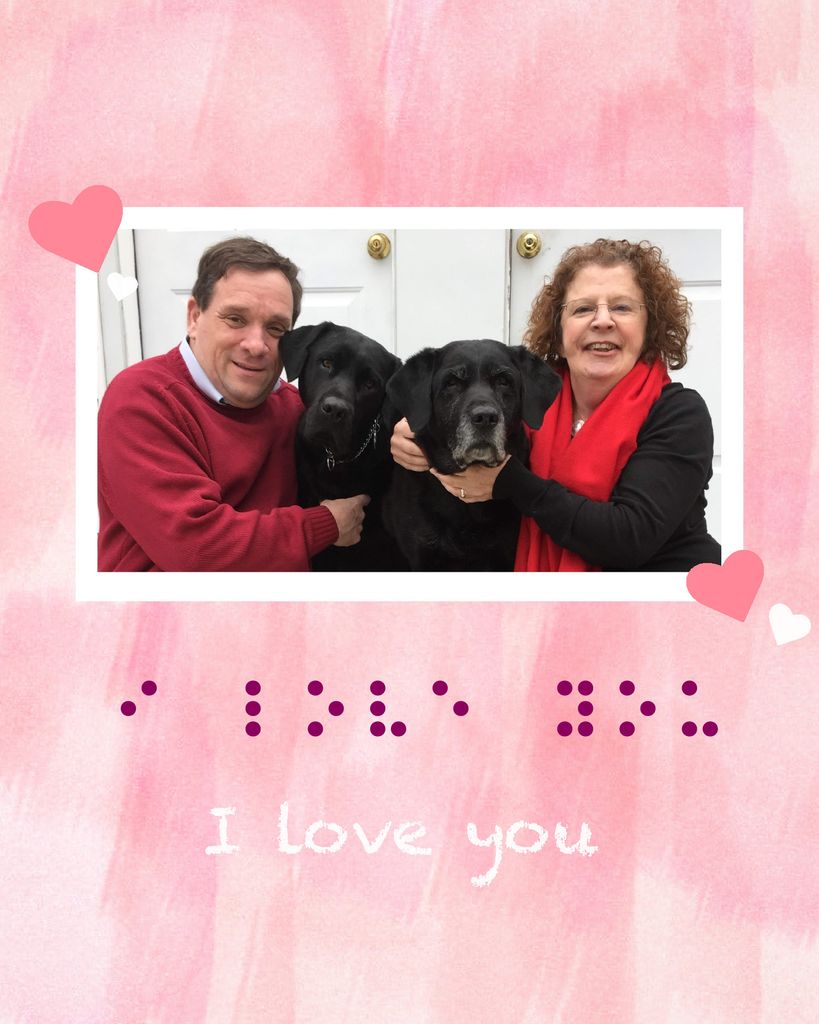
[187,268,294,408]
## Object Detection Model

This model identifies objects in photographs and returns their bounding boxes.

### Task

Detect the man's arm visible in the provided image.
[98,377,339,571]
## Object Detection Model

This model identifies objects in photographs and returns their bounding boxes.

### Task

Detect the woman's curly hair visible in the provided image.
[524,239,691,370]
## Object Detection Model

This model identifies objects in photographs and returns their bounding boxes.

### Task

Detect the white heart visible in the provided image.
[768,603,811,646]
[107,271,138,301]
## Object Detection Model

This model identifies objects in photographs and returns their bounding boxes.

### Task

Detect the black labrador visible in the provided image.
[382,339,561,571]
[280,321,406,571]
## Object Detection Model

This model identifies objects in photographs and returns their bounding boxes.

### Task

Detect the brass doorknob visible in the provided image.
[367,233,392,259]
[516,231,542,259]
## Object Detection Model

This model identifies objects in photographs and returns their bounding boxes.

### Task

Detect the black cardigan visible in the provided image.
[493,383,721,571]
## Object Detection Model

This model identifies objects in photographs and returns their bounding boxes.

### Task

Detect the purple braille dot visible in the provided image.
[703,721,718,736]
[681,680,697,696]
[245,700,261,716]
[453,700,469,716]
[578,700,593,716]
[682,721,697,736]
[577,680,593,696]
[328,700,344,716]
[120,701,136,717]
[307,721,323,736]
[557,680,573,696]
[391,721,407,736]
[577,721,593,737]
[141,680,157,696]
[557,721,573,736]
[370,721,386,737]
[307,680,323,696]
[370,700,385,716]
[245,721,261,737]
[245,680,261,696]
[432,680,448,696]
[619,680,635,696]
[370,680,386,696]
[620,721,635,737]
[640,701,656,717]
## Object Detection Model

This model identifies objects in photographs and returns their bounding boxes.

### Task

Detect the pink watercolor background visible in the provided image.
[2,2,818,1021]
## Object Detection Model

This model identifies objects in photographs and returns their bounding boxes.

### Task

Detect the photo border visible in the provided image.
[77,206,743,602]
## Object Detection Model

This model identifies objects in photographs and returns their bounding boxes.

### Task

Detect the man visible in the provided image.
[98,237,368,570]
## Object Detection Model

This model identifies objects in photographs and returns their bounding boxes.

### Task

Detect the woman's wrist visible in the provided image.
[491,455,524,499]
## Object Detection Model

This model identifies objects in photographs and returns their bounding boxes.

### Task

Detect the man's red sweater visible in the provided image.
[98,347,338,571]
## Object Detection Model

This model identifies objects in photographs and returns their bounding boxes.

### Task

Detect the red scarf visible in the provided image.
[514,360,671,572]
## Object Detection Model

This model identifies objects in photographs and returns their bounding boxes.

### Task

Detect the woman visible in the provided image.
[391,238,721,571]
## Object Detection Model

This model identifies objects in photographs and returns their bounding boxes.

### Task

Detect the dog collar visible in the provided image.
[324,417,381,471]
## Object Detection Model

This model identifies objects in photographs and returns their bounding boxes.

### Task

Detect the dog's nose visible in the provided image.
[470,404,499,428]
[320,396,352,422]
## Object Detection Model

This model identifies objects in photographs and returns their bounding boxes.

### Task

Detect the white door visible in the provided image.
[394,229,508,355]
[99,228,509,378]
[133,228,397,361]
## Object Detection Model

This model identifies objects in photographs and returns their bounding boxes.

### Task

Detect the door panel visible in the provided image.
[395,229,507,358]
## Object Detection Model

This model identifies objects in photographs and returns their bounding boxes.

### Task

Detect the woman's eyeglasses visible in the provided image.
[561,300,646,320]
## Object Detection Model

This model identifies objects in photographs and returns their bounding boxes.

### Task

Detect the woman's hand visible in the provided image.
[391,418,430,472]
[430,457,510,503]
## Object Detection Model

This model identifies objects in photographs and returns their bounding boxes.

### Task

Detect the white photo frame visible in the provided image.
[77,206,742,602]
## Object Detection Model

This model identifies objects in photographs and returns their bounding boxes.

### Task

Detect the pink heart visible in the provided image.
[686,550,764,621]
[29,185,122,272]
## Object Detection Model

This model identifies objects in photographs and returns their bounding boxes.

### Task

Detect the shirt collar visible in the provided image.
[179,338,282,404]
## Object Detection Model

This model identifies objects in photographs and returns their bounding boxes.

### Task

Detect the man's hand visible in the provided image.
[391,418,430,472]
[321,494,371,547]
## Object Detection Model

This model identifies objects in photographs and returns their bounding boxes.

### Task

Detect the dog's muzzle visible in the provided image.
[318,395,353,423]
[452,404,506,467]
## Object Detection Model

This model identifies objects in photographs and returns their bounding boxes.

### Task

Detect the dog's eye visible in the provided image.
[363,379,377,391]
[493,374,512,388]
[320,358,333,370]
[444,377,461,389]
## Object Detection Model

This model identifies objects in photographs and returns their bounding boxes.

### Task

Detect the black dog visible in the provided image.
[280,321,406,571]
[382,339,561,571]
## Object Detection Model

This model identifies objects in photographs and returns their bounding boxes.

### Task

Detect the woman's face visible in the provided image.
[558,263,648,393]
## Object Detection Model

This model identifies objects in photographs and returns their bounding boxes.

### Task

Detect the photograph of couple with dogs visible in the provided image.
[96,226,724,574]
